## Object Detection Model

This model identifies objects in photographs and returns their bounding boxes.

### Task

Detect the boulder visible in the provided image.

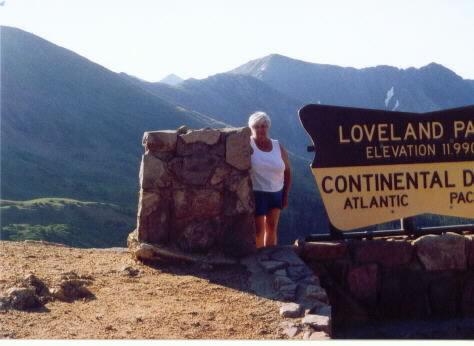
[353,239,414,267]
[225,127,252,170]
[314,305,331,317]
[287,265,314,281]
[260,260,287,272]
[176,125,189,134]
[0,296,10,311]
[413,232,467,271]
[169,155,219,185]
[173,188,222,220]
[279,302,304,318]
[299,274,321,286]
[142,130,177,152]
[180,128,221,145]
[51,272,94,302]
[301,314,331,333]
[307,331,330,339]
[309,301,332,314]
[347,263,379,305]
[120,266,141,277]
[59,271,94,281]
[224,173,254,215]
[304,284,329,303]
[5,287,43,310]
[210,164,231,185]
[279,283,298,301]
[21,273,50,298]
[133,242,159,261]
[176,139,225,157]
[279,321,301,338]
[274,269,287,276]
[270,247,307,266]
[302,241,348,261]
[178,218,220,252]
[1,274,52,311]
[137,206,171,244]
[137,190,161,217]
[151,151,175,162]
[273,275,295,289]
[136,190,171,244]
[139,153,170,189]
[284,325,300,338]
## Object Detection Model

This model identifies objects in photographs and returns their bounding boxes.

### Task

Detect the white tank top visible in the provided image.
[250,136,285,192]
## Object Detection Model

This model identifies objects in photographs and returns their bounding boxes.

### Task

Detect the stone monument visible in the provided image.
[128,126,257,263]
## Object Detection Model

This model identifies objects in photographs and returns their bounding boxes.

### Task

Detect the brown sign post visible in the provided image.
[299,104,474,231]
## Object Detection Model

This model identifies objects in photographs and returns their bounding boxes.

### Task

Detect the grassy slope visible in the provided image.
[0,198,135,247]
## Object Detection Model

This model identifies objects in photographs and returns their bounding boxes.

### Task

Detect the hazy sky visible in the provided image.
[1,0,473,81]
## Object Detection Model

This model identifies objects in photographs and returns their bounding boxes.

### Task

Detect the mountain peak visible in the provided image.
[421,62,453,72]
[425,62,445,68]
[159,73,183,86]
[420,62,462,79]
[261,53,289,62]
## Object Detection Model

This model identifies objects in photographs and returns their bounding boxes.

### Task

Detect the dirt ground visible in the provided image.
[0,240,289,339]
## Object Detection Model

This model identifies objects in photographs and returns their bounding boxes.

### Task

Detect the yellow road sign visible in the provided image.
[299,104,474,230]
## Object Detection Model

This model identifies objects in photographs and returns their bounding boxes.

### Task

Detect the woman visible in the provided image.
[248,111,292,248]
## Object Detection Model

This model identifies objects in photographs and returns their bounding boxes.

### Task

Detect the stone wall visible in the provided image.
[243,245,333,339]
[296,232,474,328]
[129,126,257,259]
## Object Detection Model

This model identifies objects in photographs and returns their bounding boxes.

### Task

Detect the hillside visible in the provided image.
[0,26,214,206]
[0,241,292,339]
[0,198,135,248]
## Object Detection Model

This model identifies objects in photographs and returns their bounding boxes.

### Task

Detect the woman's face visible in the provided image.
[252,121,269,139]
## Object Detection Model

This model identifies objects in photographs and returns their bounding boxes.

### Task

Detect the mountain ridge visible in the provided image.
[229,54,474,112]
[0,25,214,203]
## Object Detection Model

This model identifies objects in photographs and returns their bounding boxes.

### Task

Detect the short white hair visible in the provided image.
[248,111,271,129]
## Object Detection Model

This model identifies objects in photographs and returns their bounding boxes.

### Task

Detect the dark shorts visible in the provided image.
[253,189,283,216]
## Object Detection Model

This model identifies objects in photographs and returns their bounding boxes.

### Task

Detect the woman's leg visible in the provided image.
[264,208,281,246]
[255,215,266,248]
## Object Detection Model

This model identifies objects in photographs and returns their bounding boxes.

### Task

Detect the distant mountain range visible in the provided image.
[1,26,473,246]
[230,54,474,112]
